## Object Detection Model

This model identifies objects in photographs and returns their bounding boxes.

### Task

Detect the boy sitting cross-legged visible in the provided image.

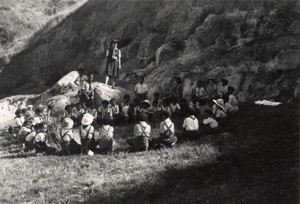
[182,108,199,140]
[96,117,115,153]
[151,110,177,149]
[126,113,151,152]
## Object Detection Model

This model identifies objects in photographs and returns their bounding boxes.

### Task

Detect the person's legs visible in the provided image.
[105,75,110,85]
[112,77,116,88]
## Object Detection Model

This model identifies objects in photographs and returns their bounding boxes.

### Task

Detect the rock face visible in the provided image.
[0,0,299,101]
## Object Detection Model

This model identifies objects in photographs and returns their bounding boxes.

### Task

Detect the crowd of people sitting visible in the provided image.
[9,74,239,156]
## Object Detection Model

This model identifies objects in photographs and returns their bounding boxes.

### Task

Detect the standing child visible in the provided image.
[182,108,199,140]
[224,86,239,113]
[195,80,207,101]
[135,76,148,100]
[11,109,23,139]
[72,103,85,126]
[110,98,120,125]
[218,78,229,98]
[60,118,74,156]
[169,97,181,118]
[151,110,177,148]
[34,122,56,154]
[126,113,151,151]
[96,117,115,153]
[80,114,95,155]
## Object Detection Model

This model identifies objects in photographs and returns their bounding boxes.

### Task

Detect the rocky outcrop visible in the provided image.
[0,0,299,102]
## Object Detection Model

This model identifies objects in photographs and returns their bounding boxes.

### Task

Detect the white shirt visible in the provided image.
[97,106,113,119]
[81,81,95,95]
[111,105,120,114]
[203,117,218,128]
[35,132,46,142]
[159,118,174,134]
[135,83,148,94]
[60,129,74,142]
[169,103,181,113]
[134,122,151,137]
[32,116,44,125]
[97,125,114,140]
[80,125,94,139]
[182,116,199,131]
[25,131,36,142]
[72,108,85,118]
[12,117,23,128]
[18,127,32,138]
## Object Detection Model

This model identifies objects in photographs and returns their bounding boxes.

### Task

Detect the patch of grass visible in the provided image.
[0,103,299,203]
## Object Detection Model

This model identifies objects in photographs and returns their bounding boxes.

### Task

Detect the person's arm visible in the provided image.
[118,50,121,69]
[182,118,187,129]
[87,126,94,139]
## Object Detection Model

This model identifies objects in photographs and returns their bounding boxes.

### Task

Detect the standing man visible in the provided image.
[80,73,95,107]
[104,39,121,89]
[135,76,148,100]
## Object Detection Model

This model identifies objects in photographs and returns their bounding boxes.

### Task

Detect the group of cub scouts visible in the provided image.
[10,75,239,156]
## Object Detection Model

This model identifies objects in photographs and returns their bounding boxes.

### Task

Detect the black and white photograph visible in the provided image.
[0,0,299,203]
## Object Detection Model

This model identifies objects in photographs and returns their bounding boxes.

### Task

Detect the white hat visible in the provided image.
[213,99,225,110]
[27,105,33,108]
[141,99,151,106]
[62,118,74,129]
[81,113,94,125]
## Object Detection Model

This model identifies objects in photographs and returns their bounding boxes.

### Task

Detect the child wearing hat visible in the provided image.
[11,109,24,138]
[34,122,56,154]
[151,110,177,148]
[96,117,115,153]
[60,118,75,156]
[212,99,227,119]
[126,113,151,151]
[80,113,95,155]
[182,108,199,140]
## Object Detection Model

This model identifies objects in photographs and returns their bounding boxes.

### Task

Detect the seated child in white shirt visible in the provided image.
[126,113,151,151]
[182,108,199,140]
[11,109,23,138]
[18,120,32,146]
[97,117,114,153]
[151,110,177,148]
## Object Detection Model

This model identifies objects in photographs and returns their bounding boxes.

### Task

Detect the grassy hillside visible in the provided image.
[0,103,298,203]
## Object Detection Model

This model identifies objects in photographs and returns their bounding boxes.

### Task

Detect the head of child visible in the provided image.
[102,117,112,126]
[21,108,27,115]
[129,103,135,109]
[152,100,158,107]
[221,79,228,86]
[138,113,148,122]
[76,103,82,110]
[102,100,109,108]
[179,98,188,107]
[141,100,150,109]
[124,94,130,103]
[197,80,204,88]
[65,105,72,114]
[208,78,216,86]
[35,108,43,116]
[23,120,31,128]
[62,118,74,130]
[191,95,198,103]
[175,77,182,85]
[15,109,22,117]
[161,110,171,121]
[153,92,160,100]
[171,97,178,105]
[81,114,93,128]
[86,100,95,109]
[227,86,235,95]
[139,76,144,84]
[87,73,94,83]
[133,98,140,107]
[35,122,47,133]
[47,104,54,111]
[27,105,33,112]
[162,99,169,107]
[188,108,196,116]
[110,98,117,106]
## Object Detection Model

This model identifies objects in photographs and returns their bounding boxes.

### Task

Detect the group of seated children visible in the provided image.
[10,76,238,156]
